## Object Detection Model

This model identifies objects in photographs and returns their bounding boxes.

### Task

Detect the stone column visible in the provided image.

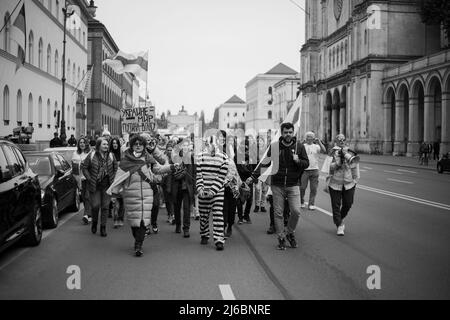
[332,104,338,139]
[424,95,435,143]
[441,91,450,155]
[383,101,393,154]
[339,103,346,138]
[394,99,405,155]
[407,96,419,156]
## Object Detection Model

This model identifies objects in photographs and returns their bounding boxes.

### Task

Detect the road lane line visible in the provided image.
[397,169,417,174]
[387,178,413,185]
[305,202,332,217]
[359,169,367,172]
[383,170,403,175]
[219,284,236,300]
[363,167,373,170]
[0,208,82,272]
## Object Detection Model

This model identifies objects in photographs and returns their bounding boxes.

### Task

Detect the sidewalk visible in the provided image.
[319,154,438,171]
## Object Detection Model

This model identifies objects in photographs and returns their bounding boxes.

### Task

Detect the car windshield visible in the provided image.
[27,155,52,177]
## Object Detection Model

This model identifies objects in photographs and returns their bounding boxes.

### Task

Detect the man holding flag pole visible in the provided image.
[246,98,309,250]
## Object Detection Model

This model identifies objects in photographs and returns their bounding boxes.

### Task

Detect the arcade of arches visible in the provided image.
[383,74,450,156]
[323,87,347,144]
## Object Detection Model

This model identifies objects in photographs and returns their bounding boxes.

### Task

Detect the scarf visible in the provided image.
[119,149,152,175]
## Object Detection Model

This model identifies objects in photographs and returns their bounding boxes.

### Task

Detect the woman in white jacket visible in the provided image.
[71,137,91,225]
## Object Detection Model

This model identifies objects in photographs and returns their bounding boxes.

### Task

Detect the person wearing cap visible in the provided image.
[326,134,360,236]
[300,131,326,211]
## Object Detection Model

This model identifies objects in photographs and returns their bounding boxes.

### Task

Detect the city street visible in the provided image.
[1,160,449,300]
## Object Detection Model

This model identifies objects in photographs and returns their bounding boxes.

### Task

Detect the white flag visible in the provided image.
[103,50,149,81]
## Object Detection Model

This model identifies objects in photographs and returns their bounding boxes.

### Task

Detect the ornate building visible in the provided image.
[217,95,246,131]
[300,0,449,155]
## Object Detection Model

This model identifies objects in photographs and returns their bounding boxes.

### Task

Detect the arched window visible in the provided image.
[56,0,60,21]
[28,31,34,64]
[54,50,59,77]
[332,47,335,69]
[345,40,348,63]
[47,44,52,73]
[328,49,331,71]
[77,66,80,84]
[72,62,75,85]
[17,90,22,125]
[268,111,272,119]
[341,43,344,65]
[46,99,50,127]
[3,12,11,52]
[67,59,71,83]
[53,101,57,127]
[73,106,76,129]
[3,86,10,124]
[83,31,85,47]
[28,93,33,126]
[48,0,52,13]
[38,38,43,69]
[38,97,43,126]
[364,29,368,44]
[67,105,70,128]
[337,46,340,67]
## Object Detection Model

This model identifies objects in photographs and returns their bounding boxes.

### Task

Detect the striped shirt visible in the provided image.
[196,149,229,196]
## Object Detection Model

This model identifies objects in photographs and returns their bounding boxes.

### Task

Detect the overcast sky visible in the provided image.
[95,0,306,121]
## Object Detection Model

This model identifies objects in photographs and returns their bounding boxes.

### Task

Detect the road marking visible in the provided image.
[0,208,81,272]
[363,167,373,170]
[359,169,368,172]
[219,284,236,300]
[397,169,417,174]
[305,202,332,217]
[383,170,403,175]
[387,178,413,185]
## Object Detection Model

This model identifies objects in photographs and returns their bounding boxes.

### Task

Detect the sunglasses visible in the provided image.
[133,142,143,146]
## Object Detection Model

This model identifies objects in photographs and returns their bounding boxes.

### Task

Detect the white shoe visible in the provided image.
[308,205,316,211]
[300,203,306,208]
[82,215,89,225]
[337,224,345,236]
[88,217,92,223]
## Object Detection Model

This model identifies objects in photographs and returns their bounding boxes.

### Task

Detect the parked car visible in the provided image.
[0,140,42,253]
[43,147,77,165]
[437,152,450,174]
[24,151,80,228]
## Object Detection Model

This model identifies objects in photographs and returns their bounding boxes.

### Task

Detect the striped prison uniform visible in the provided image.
[196,149,229,244]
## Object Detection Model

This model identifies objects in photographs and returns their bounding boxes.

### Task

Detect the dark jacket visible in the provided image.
[81,151,118,193]
[171,151,196,201]
[251,136,309,187]
[50,137,62,148]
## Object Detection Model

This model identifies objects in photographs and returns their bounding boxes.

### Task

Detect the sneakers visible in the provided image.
[337,224,345,236]
[266,225,275,234]
[215,242,224,251]
[82,215,89,225]
[200,237,209,245]
[167,215,174,224]
[308,205,316,211]
[243,218,252,224]
[225,226,232,238]
[300,203,306,209]
[238,219,244,225]
[118,220,124,227]
[260,207,267,213]
[113,220,119,229]
[194,215,200,221]
[277,238,286,250]
[253,206,260,213]
[183,230,190,238]
[134,242,143,257]
[152,225,159,234]
[286,233,298,248]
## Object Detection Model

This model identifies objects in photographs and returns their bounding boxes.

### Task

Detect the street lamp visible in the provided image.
[60,2,75,145]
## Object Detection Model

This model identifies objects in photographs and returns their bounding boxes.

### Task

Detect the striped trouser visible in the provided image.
[198,191,225,244]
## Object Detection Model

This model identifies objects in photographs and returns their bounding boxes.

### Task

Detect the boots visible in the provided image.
[100,225,107,237]
[134,241,143,257]
[225,225,232,238]
[91,223,97,234]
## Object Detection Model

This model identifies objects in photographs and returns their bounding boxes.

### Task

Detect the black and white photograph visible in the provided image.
[0,0,449,307]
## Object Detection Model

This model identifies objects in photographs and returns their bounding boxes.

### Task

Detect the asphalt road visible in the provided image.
[0,161,449,300]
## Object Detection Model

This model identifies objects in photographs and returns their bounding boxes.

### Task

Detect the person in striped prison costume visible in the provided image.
[196,136,230,251]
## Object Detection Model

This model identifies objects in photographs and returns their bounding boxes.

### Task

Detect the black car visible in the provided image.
[437,152,450,174]
[25,151,80,228]
[0,140,42,253]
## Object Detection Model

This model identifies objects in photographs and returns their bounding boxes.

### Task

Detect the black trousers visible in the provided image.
[173,184,191,231]
[267,195,290,228]
[329,186,356,227]
[131,220,147,244]
[151,184,160,226]
[237,184,253,220]
[223,187,237,227]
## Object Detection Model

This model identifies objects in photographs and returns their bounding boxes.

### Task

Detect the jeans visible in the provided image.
[254,181,268,207]
[300,169,319,206]
[111,197,124,222]
[81,180,91,218]
[151,185,160,226]
[268,195,290,229]
[223,187,237,227]
[131,220,147,245]
[271,185,302,239]
[329,186,355,227]
[237,183,253,220]
[173,185,191,231]
[90,185,111,227]
[163,188,173,217]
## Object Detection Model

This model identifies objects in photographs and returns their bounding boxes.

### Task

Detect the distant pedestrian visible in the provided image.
[50,132,62,148]
[236,137,256,224]
[428,142,433,161]
[109,137,124,228]
[82,138,118,237]
[247,122,309,250]
[102,129,111,143]
[326,134,360,236]
[254,135,268,213]
[68,134,77,147]
[300,131,326,210]
[419,142,429,166]
[433,140,440,160]
[71,137,91,225]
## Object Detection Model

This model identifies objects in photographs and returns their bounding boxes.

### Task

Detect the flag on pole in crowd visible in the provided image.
[256,95,302,183]
[66,5,81,30]
[102,50,148,81]
[10,2,26,72]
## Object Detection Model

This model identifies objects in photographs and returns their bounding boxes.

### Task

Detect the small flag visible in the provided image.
[103,50,148,81]
[10,3,26,72]
[67,5,81,30]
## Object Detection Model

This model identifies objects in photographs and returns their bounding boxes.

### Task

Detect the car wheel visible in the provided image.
[68,188,81,212]
[22,203,43,246]
[45,197,59,229]
[437,164,443,174]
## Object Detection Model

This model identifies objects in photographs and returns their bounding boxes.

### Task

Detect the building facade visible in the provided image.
[272,76,301,128]
[167,106,201,138]
[1,0,91,147]
[300,0,448,154]
[218,95,246,131]
[245,63,298,136]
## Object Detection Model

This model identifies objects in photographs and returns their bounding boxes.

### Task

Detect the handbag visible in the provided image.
[321,156,333,174]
